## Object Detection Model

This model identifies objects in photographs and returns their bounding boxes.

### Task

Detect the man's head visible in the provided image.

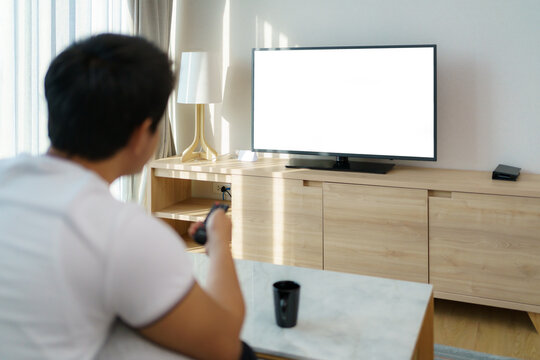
[45,33,174,161]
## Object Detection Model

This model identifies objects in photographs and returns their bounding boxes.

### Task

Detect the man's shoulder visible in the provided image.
[0,155,109,212]
[0,154,33,180]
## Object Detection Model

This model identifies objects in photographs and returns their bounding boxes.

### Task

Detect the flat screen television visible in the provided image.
[251,45,437,174]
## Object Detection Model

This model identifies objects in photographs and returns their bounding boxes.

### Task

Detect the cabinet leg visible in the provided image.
[529,312,540,334]
[414,294,434,359]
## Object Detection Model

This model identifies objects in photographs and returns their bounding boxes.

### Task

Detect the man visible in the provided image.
[0,34,251,360]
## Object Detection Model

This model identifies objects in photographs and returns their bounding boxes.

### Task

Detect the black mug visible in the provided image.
[273,280,300,328]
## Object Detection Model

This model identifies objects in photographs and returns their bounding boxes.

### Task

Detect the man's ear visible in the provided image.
[129,118,154,156]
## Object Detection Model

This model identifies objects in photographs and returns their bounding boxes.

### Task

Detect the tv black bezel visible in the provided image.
[251,44,437,163]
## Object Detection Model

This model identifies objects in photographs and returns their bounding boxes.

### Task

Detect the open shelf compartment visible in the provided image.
[153,198,232,222]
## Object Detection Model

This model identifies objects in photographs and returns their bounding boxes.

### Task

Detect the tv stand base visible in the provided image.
[286,157,394,174]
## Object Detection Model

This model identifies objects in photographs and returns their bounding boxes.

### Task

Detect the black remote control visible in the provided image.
[193,203,230,245]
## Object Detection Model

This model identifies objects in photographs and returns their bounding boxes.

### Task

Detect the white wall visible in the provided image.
[175,0,540,173]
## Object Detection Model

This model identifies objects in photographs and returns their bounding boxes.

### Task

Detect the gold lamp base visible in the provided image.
[181,104,218,162]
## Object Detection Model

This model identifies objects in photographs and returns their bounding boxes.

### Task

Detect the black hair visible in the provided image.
[45,33,174,160]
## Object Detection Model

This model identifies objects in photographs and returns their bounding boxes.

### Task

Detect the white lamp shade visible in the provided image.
[177,52,222,104]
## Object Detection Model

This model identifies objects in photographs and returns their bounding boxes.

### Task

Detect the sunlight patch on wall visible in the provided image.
[255,16,293,49]
[263,21,273,48]
[279,32,288,48]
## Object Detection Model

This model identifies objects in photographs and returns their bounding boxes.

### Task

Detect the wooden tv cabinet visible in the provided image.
[148,157,540,332]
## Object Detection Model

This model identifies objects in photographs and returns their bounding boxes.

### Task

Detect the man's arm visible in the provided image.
[202,209,245,321]
[138,209,245,360]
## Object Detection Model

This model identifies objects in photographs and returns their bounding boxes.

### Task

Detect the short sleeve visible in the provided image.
[104,207,195,327]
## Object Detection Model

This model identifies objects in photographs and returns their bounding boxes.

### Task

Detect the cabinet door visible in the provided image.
[231,175,323,269]
[324,183,428,282]
[430,192,540,305]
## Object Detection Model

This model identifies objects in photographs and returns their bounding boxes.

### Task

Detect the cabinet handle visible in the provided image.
[428,190,452,198]
[303,180,322,188]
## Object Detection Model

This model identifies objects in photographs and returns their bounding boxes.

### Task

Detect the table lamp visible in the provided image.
[177,52,222,162]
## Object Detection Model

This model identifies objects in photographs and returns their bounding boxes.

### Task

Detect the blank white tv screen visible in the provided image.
[252,46,436,160]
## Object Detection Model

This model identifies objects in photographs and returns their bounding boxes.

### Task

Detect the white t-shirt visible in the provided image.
[0,155,195,360]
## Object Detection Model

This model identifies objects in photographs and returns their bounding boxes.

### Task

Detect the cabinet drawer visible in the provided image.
[430,192,540,305]
[324,183,428,282]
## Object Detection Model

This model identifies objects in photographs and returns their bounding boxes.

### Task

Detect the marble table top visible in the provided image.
[190,254,433,360]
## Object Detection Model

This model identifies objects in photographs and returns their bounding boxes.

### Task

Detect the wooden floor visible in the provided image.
[434,299,540,360]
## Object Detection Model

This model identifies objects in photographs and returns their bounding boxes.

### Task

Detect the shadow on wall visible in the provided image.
[399,56,493,170]
[223,2,305,154]
[220,63,251,153]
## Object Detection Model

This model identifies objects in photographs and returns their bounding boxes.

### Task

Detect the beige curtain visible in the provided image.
[126,0,177,206]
